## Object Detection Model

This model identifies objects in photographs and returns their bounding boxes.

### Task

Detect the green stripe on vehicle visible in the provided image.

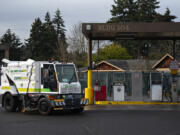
[2,86,51,92]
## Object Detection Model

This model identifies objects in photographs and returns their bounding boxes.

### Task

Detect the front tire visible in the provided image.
[38,98,52,115]
[3,93,17,112]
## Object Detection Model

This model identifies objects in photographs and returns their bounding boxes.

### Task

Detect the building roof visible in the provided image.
[80,54,177,72]
[97,60,125,71]
[152,53,174,69]
[82,23,180,40]
[105,59,157,71]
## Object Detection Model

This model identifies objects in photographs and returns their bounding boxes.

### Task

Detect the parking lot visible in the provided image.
[0,105,180,135]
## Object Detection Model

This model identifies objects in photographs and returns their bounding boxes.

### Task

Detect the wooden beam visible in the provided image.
[88,38,92,69]
[82,23,180,40]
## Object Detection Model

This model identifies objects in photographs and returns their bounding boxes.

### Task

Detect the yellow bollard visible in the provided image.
[85,70,94,104]
[85,88,94,104]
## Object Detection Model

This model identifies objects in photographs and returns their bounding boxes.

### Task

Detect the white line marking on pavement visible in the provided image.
[82,124,96,135]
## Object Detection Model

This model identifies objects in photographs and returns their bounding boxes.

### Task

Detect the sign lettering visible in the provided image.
[98,25,130,32]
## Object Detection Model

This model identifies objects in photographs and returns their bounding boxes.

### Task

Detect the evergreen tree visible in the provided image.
[43,12,57,60]
[136,0,160,22]
[26,10,68,61]
[53,9,68,62]
[0,29,22,60]
[109,0,161,22]
[109,0,137,22]
[155,8,176,22]
[45,12,51,25]
[27,13,58,61]
[109,0,177,59]
[53,9,66,38]
[27,17,44,60]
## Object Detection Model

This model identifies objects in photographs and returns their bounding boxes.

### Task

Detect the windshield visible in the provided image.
[56,64,77,83]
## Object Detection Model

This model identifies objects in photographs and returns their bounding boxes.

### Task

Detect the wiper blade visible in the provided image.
[69,72,75,84]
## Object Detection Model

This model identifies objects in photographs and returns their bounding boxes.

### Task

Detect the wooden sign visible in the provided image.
[170,60,179,75]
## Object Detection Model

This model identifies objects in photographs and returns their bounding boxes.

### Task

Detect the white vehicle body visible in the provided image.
[1,59,81,95]
[0,59,87,115]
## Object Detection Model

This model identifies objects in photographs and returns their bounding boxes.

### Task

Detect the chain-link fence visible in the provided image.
[79,71,180,102]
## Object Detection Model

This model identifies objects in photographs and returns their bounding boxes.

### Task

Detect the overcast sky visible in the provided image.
[0,0,180,42]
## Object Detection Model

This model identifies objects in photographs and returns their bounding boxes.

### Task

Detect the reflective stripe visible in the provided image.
[1,86,51,92]
[10,70,27,73]
[83,100,86,105]
[80,100,83,104]
[54,99,64,102]
[2,86,11,90]
[53,108,63,110]
[55,102,59,106]
[18,88,51,92]
[62,102,66,106]
[80,98,88,105]
[14,77,29,80]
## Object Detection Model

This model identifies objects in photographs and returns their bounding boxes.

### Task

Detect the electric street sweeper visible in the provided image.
[0,59,88,115]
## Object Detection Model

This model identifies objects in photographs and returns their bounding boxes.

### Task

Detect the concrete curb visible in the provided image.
[95,101,180,105]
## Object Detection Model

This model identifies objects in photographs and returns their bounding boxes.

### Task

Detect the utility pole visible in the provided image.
[171,40,178,102]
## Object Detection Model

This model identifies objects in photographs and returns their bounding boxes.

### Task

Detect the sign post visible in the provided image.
[170,60,179,75]
[169,60,179,102]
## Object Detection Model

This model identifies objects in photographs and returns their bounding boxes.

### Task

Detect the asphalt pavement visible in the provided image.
[0,105,180,135]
